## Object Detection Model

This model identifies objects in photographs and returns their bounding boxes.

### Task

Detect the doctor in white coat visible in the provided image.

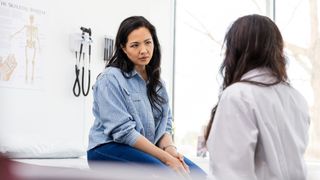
[205,14,310,180]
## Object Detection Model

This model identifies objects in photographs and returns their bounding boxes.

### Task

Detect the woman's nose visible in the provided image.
[140,45,147,54]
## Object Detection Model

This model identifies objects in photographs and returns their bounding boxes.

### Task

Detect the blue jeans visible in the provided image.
[87,142,206,179]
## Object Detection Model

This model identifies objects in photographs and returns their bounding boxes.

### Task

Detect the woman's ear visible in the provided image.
[121,45,127,55]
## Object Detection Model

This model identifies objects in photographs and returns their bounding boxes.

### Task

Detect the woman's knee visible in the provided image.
[87,143,165,167]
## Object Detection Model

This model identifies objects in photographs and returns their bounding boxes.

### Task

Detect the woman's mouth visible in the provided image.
[139,56,149,60]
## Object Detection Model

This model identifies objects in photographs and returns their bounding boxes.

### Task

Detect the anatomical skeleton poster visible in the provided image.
[0,0,47,89]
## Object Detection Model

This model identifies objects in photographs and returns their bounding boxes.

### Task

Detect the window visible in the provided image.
[276,0,320,161]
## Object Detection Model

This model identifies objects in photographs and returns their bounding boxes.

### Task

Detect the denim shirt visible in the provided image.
[88,67,173,150]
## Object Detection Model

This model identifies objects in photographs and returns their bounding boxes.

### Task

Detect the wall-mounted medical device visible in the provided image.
[69,27,92,97]
[104,36,114,61]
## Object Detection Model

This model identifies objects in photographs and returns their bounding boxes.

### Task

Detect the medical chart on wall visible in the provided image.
[0,0,47,89]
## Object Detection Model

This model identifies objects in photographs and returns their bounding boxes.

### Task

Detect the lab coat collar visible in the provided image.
[241,68,277,84]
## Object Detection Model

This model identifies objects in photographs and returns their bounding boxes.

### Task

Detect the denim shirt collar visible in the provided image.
[124,69,149,84]
[123,69,138,77]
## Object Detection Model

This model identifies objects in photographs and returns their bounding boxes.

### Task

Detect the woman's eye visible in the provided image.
[130,44,138,48]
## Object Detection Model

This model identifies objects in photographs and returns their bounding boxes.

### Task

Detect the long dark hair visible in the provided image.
[205,14,289,141]
[107,16,165,113]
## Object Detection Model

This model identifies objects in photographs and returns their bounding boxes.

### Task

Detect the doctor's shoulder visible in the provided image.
[287,85,309,114]
[220,82,256,102]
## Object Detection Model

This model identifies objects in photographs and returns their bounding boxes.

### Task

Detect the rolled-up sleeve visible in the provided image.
[165,108,173,134]
[95,74,141,146]
[159,81,173,135]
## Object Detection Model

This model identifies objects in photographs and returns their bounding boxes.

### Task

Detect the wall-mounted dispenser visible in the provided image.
[104,36,114,62]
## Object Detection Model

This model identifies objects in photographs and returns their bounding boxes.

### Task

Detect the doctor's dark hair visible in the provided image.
[205,14,288,141]
[107,16,165,112]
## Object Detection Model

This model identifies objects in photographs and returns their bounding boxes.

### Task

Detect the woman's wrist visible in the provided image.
[158,148,174,164]
[162,144,177,151]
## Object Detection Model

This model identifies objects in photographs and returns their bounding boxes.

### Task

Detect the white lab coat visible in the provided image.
[207,68,310,180]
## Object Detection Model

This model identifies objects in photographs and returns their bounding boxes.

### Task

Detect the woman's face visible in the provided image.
[122,27,154,69]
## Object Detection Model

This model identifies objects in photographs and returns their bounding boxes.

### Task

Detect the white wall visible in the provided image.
[0,0,174,156]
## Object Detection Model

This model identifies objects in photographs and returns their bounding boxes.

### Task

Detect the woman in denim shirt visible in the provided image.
[87,16,205,178]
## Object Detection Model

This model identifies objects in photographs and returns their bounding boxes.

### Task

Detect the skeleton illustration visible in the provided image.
[11,15,40,83]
